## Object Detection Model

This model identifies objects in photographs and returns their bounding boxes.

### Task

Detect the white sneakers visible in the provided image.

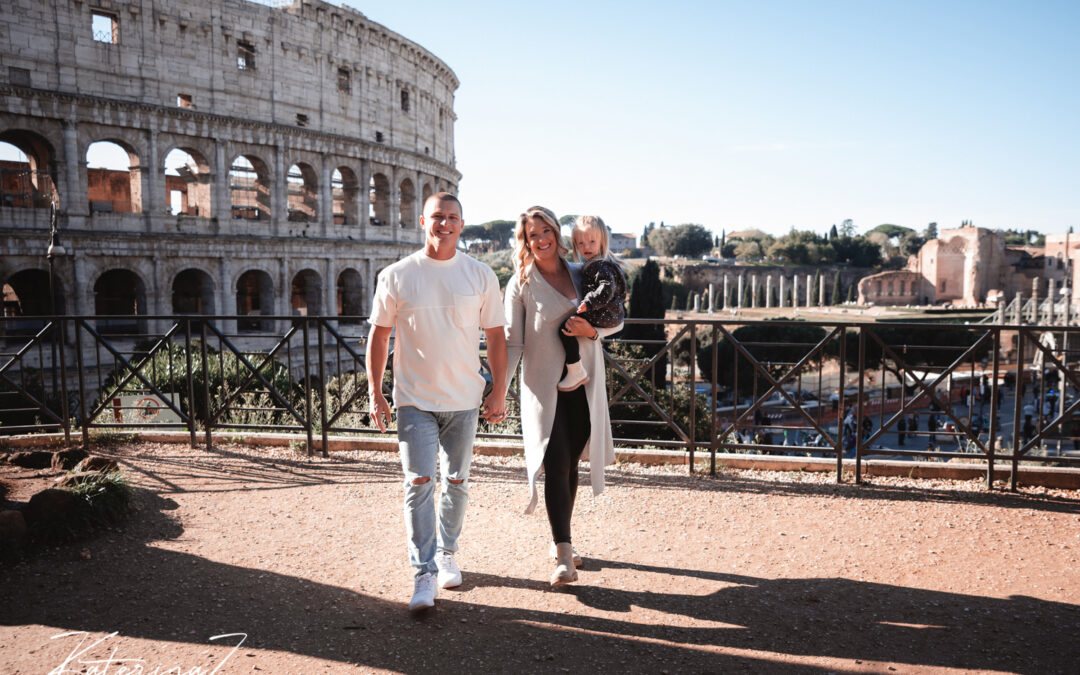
[548,540,582,568]
[557,362,589,391]
[409,552,461,613]
[435,550,462,589]
[409,572,438,612]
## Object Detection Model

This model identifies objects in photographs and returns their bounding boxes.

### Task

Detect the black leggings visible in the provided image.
[558,320,581,365]
[543,386,590,544]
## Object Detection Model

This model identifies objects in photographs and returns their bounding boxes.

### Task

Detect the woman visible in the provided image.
[503,206,622,586]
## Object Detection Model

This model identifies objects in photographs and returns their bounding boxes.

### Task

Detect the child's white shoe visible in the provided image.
[557,362,589,391]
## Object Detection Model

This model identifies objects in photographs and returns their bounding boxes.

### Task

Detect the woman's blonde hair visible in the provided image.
[513,205,569,283]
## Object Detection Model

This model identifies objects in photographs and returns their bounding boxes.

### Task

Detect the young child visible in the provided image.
[557,215,626,391]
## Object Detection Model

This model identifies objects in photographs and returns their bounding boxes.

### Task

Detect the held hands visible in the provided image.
[561,315,599,340]
[480,390,507,423]
[369,389,393,432]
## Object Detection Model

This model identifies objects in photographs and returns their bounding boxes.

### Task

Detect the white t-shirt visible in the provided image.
[370,250,505,411]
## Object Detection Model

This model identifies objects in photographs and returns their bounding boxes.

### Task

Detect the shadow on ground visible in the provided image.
[3,484,1077,674]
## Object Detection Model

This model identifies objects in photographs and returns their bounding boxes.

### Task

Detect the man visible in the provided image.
[366,192,507,612]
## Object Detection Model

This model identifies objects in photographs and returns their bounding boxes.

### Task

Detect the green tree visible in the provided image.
[867,224,913,239]
[648,223,714,258]
[831,235,882,267]
[626,259,668,388]
[811,269,822,305]
[829,224,839,240]
[924,222,938,240]
[899,231,926,256]
[830,271,842,305]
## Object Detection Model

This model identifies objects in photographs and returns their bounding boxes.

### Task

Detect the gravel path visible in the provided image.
[2,441,1079,674]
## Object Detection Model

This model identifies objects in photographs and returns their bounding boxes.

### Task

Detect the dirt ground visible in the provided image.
[2,441,1079,674]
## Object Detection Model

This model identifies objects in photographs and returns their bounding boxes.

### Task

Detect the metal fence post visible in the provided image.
[317,318,329,457]
[302,319,314,458]
[75,318,89,449]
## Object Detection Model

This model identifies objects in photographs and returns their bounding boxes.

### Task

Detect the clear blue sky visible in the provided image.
[354,0,1079,239]
[7,1,1073,239]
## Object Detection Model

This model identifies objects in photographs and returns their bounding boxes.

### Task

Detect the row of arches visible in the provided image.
[0,129,441,227]
[2,267,369,335]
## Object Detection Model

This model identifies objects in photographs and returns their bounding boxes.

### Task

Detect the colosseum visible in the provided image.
[1,0,459,337]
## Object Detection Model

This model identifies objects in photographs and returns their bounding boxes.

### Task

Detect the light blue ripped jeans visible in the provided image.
[396,405,478,577]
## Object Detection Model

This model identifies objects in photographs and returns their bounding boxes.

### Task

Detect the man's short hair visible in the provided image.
[424,191,462,217]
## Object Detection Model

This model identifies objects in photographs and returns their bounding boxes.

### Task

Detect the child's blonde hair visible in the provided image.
[571,215,620,264]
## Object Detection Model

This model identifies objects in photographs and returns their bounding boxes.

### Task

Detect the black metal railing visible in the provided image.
[2,314,1078,490]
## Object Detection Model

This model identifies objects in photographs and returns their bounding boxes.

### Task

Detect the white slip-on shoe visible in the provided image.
[550,542,579,586]
[548,540,582,568]
[435,550,462,589]
[409,572,438,612]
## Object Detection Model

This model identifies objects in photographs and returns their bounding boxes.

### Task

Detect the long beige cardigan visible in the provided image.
[503,262,621,514]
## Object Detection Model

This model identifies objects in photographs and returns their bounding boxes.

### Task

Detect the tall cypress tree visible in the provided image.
[627,259,668,388]
[830,271,842,305]
[811,269,822,306]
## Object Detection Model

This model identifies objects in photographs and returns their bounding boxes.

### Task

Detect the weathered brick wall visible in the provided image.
[0,0,461,326]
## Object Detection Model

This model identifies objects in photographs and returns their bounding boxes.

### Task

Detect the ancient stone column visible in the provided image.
[390,166,401,243]
[793,275,800,308]
[765,275,773,308]
[737,274,744,308]
[806,274,813,307]
[273,145,286,237]
[779,275,786,308]
[1015,292,1024,325]
[723,275,730,310]
[61,121,84,215]
[1031,278,1040,323]
[218,257,236,335]
[358,159,370,240]
[320,156,333,237]
[751,275,758,308]
[693,293,701,313]
[1048,278,1057,325]
[212,141,230,226]
[708,283,714,315]
[819,278,826,307]
[324,258,335,322]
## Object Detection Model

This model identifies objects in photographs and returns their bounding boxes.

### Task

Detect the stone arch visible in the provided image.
[229,154,271,220]
[172,268,216,315]
[369,171,389,226]
[86,139,142,213]
[2,269,64,339]
[94,268,147,335]
[336,268,363,324]
[291,269,323,316]
[286,162,318,222]
[422,181,433,205]
[0,129,58,208]
[164,146,211,217]
[236,269,275,332]
[332,166,359,225]
[399,176,416,228]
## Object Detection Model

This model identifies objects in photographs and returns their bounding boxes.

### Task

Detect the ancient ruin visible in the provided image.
[1,0,459,333]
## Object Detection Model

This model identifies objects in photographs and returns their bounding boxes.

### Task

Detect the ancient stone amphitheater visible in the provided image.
[1,0,458,335]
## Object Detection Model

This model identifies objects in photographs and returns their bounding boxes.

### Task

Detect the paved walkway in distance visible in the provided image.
[2,441,1079,674]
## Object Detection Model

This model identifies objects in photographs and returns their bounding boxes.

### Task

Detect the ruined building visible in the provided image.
[1,0,459,335]
[858,224,1054,308]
